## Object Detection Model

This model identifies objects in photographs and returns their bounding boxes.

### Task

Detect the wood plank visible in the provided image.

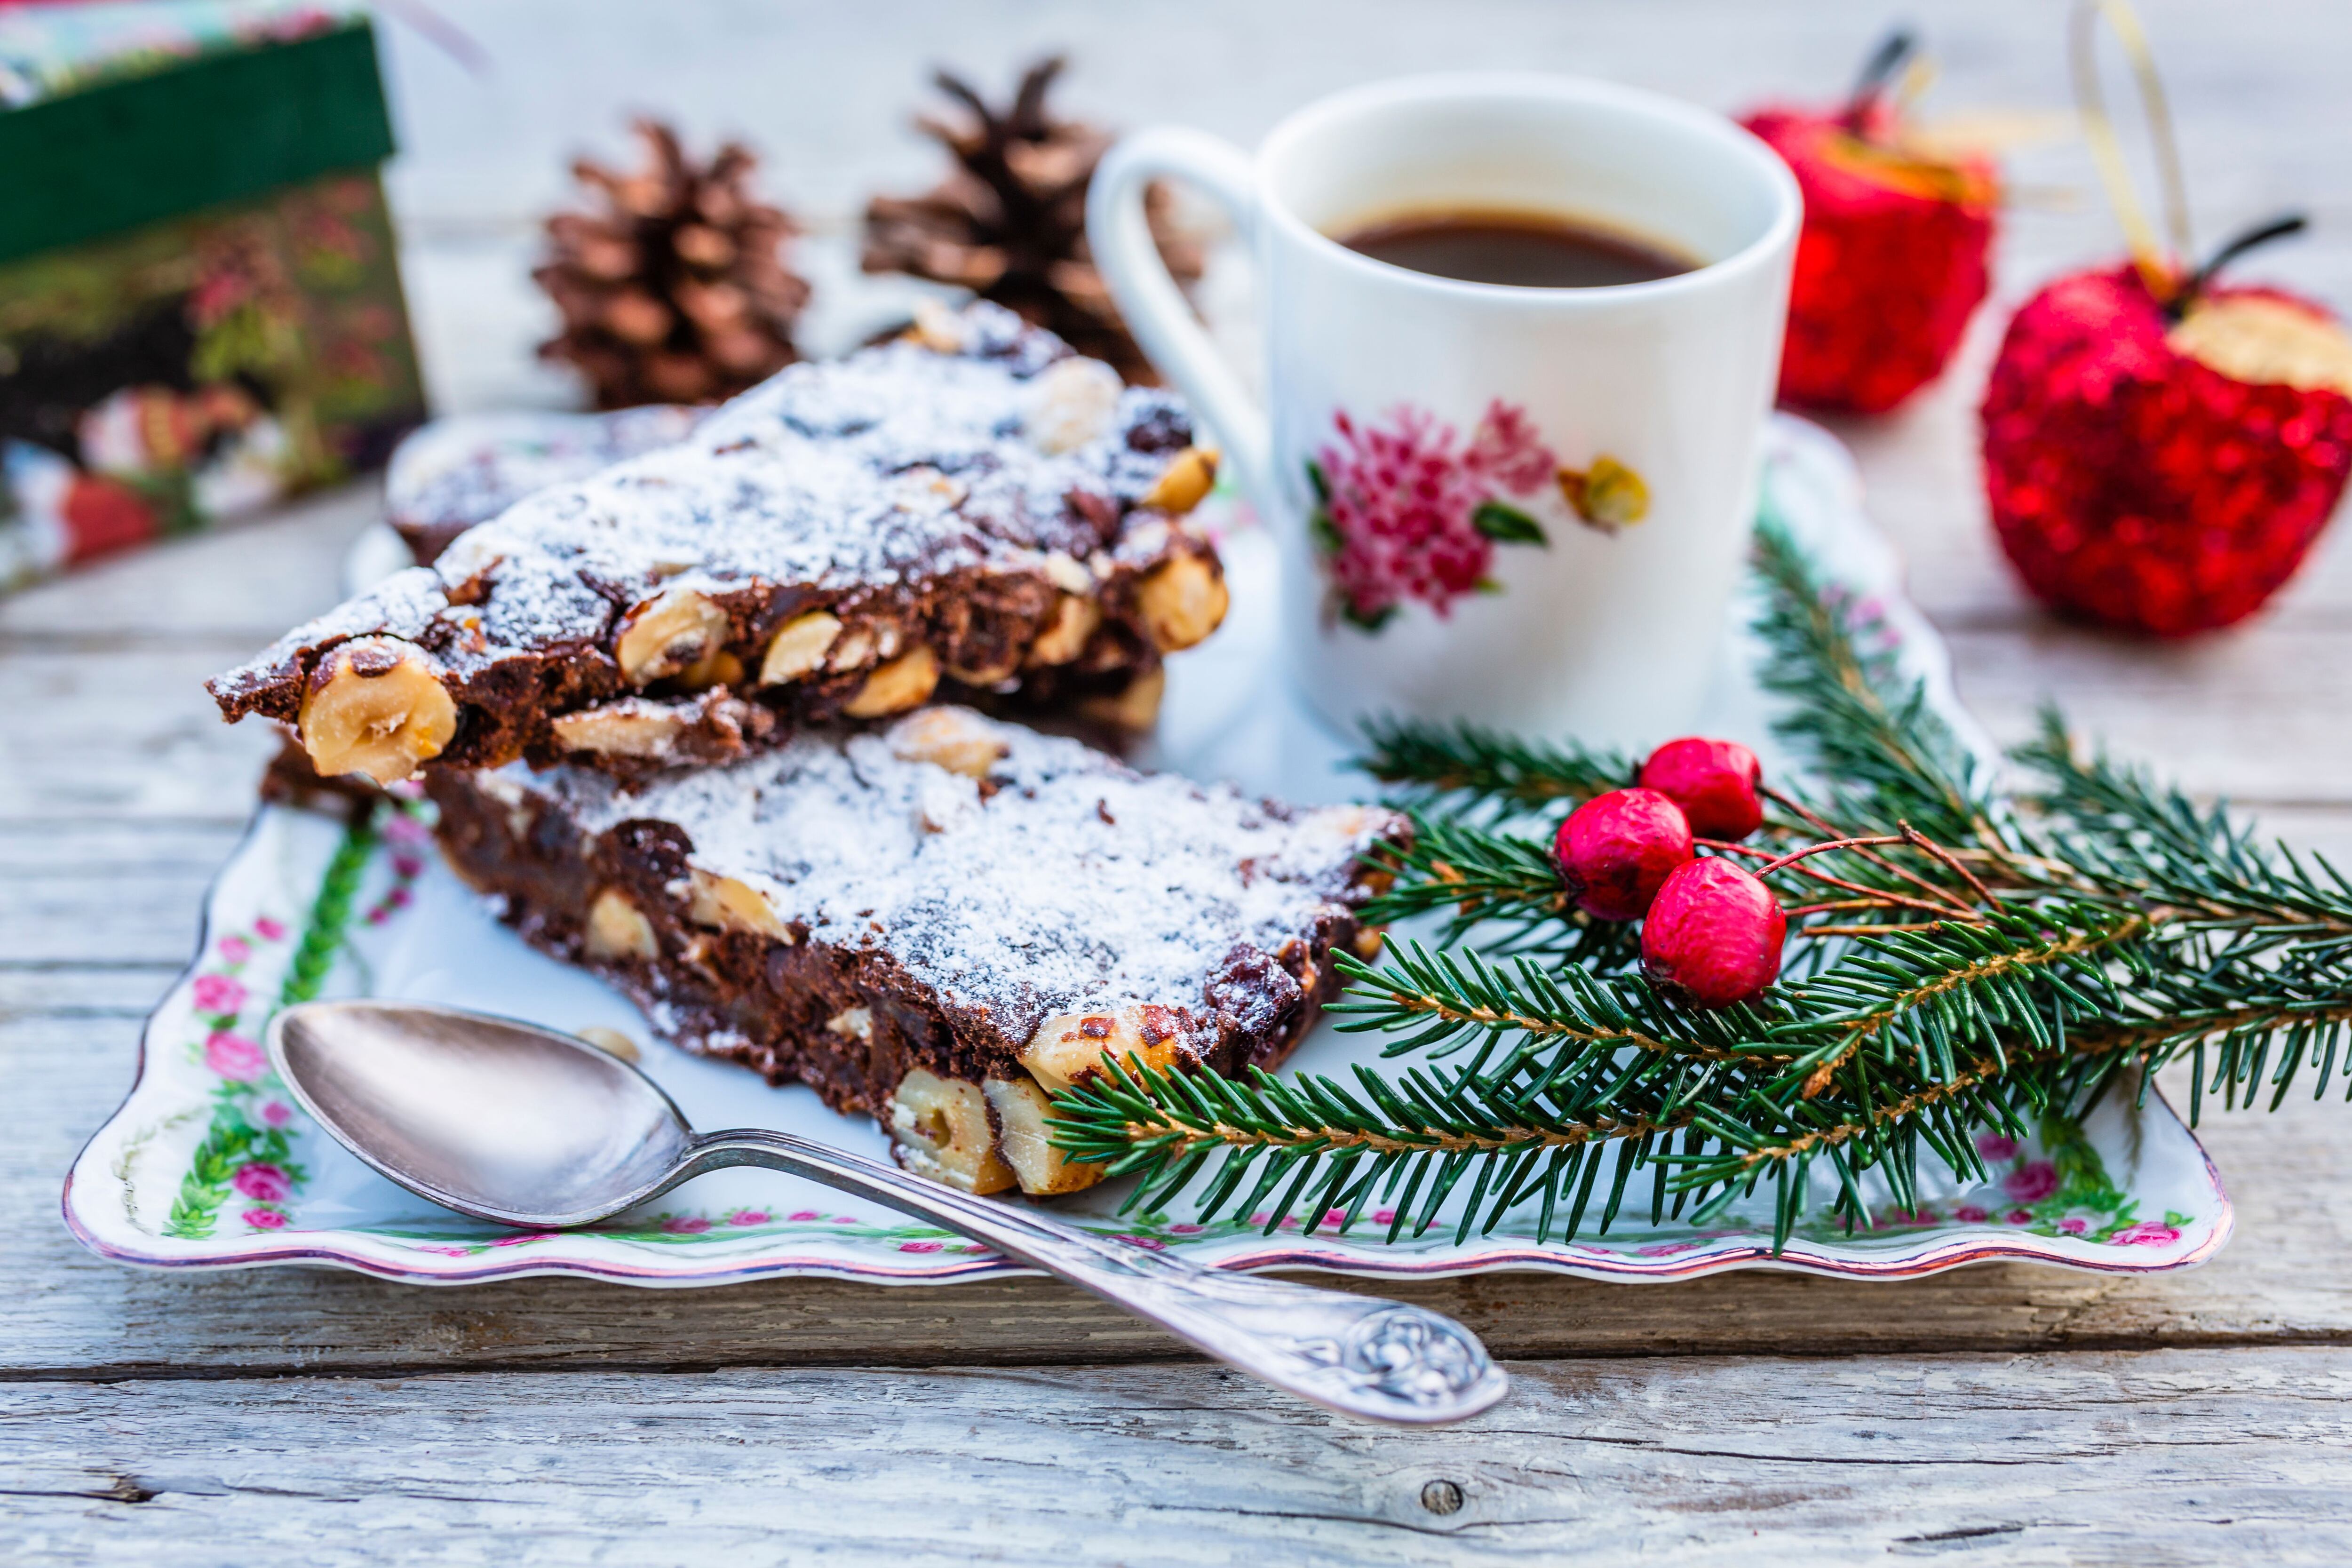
[8,0,2352,1422]
[3,875,217,967]
[0,483,376,646]
[0,820,250,876]
[8,1347,2352,1563]
[0,645,280,822]
[0,966,177,1015]
[13,1002,2352,1380]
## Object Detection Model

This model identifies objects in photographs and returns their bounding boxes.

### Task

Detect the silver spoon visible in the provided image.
[266,1000,1507,1426]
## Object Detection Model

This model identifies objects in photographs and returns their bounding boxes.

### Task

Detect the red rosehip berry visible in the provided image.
[1640,736,1765,840]
[1554,788,1693,921]
[1642,858,1788,1009]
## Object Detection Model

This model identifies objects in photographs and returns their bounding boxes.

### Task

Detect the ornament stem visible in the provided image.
[2167,213,2312,319]
[1845,27,1918,126]
[2071,0,2193,297]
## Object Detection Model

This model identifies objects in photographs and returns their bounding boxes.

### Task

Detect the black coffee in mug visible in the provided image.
[1338,207,1696,288]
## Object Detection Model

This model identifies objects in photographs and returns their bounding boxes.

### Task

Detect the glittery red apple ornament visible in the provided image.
[1981,218,2352,636]
[1741,32,1997,414]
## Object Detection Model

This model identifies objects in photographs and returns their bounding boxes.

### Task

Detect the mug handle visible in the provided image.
[1086,127,1273,509]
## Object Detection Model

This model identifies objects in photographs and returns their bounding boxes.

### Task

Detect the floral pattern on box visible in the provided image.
[0,169,425,591]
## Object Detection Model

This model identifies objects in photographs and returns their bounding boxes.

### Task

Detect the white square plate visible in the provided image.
[64,417,2231,1286]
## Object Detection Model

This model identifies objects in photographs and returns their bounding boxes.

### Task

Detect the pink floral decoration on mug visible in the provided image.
[1307,399,1555,629]
[1305,399,1652,630]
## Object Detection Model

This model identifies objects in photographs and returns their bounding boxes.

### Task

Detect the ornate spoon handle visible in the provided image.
[685,1129,1508,1426]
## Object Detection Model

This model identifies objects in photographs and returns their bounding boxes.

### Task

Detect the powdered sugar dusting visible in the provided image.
[215,302,1192,694]
[387,406,707,542]
[509,709,1395,1040]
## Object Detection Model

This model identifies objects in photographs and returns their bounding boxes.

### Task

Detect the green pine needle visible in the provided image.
[1050,517,2352,1250]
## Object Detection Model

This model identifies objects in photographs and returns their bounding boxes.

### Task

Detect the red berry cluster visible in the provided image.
[1552,737,1787,1009]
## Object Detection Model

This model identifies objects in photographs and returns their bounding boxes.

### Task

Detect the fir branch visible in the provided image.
[1052,1054,1696,1243]
[1765,907,2141,1105]
[1357,716,1630,820]
[1358,813,1643,965]
[1750,515,1988,842]
[2013,708,2352,930]
[1329,941,1770,1065]
[1054,520,2352,1251]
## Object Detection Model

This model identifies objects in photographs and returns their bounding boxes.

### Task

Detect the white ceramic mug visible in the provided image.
[1088,73,1801,748]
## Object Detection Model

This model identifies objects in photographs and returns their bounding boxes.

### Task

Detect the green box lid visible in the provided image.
[0,19,396,265]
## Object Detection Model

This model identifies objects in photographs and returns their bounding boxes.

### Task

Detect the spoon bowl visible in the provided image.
[271,1001,693,1226]
[267,998,1509,1426]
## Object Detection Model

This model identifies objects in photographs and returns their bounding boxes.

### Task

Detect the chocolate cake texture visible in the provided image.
[427,707,1404,1196]
[210,302,1225,787]
[386,405,704,567]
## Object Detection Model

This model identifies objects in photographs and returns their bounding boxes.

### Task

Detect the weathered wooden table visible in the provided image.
[11,2,2352,1560]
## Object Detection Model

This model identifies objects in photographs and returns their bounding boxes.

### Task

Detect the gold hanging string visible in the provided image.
[1891,55,1938,119]
[2071,0,2193,298]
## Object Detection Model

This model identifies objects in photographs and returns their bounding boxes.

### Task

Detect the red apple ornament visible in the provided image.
[1640,737,1765,841]
[1741,31,1997,414]
[1642,859,1788,1009]
[1981,217,2352,636]
[1553,788,1693,921]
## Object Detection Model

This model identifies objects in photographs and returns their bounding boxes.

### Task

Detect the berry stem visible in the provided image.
[1706,837,1976,921]
[1899,820,1996,908]
[1755,835,1909,876]
[1694,837,1769,857]
[1764,787,1985,911]
[1763,787,1838,832]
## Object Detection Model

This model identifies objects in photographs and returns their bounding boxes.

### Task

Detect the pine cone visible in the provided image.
[862,56,1203,382]
[535,119,811,409]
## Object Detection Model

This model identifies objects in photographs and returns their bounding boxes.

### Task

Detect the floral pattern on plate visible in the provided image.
[64,416,2233,1288]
